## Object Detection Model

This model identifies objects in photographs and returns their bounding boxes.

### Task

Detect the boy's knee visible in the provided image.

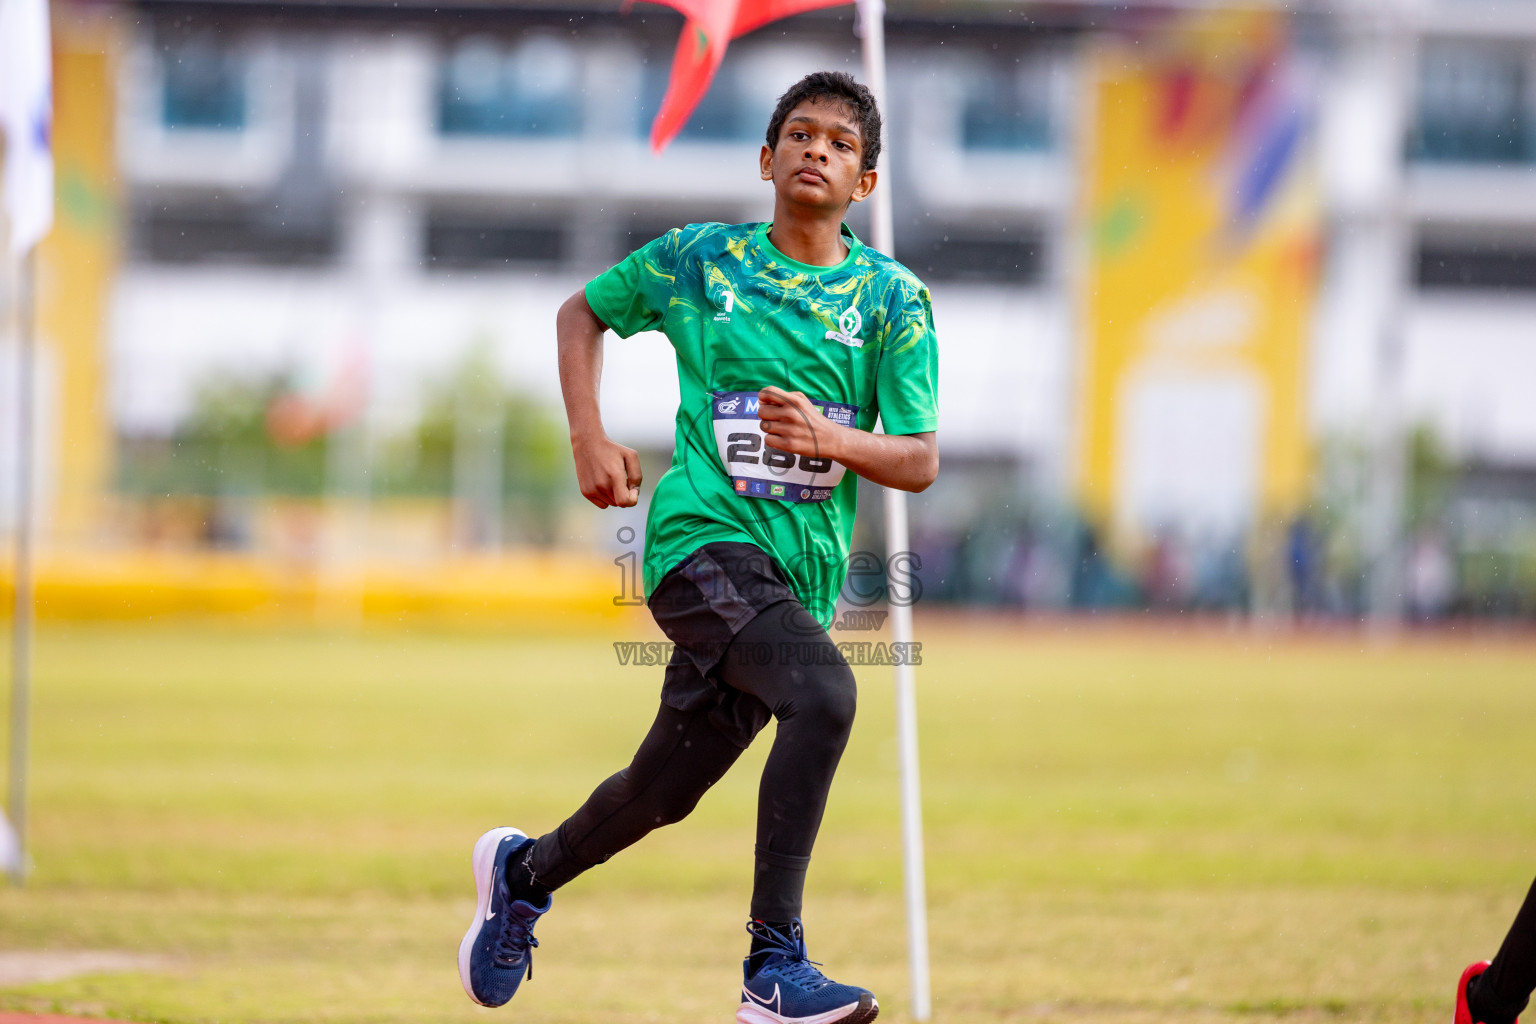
[803,663,857,737]
[648,786,706,826]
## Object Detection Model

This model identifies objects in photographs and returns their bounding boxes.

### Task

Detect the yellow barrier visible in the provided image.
[0,549,641,630]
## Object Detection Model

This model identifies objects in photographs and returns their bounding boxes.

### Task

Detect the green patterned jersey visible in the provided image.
[585,220,939,627]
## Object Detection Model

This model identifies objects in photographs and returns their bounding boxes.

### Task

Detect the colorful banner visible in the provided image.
[37,8,119,544]
[1077,10,1320,545]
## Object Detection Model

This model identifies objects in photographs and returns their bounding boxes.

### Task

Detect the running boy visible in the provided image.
[458,70,939,1024]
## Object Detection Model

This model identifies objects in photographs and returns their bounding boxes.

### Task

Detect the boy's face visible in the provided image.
[759,98,876,212]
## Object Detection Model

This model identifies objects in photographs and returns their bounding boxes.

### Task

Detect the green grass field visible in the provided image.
[0,616,1532,1024]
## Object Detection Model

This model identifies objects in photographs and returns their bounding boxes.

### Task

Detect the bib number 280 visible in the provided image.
[711,390,858,503]
[725,433,833,475]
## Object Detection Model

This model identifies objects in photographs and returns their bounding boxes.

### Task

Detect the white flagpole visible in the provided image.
[8,249,36,884]
[2,0,56,885]
[857,1,932,1017]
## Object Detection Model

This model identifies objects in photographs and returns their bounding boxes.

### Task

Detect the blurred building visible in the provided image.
[106,0,1075,473]
[6,0,1536,612]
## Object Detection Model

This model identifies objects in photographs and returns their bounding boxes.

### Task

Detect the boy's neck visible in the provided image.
[766,203,849,267]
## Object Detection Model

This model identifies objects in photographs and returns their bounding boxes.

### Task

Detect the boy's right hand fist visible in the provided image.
[573,434,642,509]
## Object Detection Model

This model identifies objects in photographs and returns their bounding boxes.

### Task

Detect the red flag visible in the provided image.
[646,0,852,152]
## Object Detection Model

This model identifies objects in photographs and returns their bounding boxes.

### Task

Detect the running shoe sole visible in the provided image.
[736,992,879,1024]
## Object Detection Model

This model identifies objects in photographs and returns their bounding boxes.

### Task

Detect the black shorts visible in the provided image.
[647,541,824,748]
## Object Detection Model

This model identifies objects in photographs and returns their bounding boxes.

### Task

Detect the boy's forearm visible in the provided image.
[556,290,643,508]
[831,428,938,493]
[557,291,608,440]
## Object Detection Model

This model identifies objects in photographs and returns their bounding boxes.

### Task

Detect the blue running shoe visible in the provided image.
[458,827,551,1007]
[737,920,879,1024]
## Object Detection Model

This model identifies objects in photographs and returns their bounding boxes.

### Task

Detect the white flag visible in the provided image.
[0,0,54,255]
[0,807,20,876]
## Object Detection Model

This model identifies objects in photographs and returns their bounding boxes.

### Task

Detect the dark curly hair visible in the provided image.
[764,70,883,174]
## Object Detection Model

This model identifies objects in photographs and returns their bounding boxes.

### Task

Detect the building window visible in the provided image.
[960,56,1053,152]
[438,35,582,138]
[425,212,566,269]
[897,227,1045,283]
[1417,236,1536,290]
[161,39,248,131]
[1409,45,1532,164]
[134,202,337,265]
[638,60,760,142]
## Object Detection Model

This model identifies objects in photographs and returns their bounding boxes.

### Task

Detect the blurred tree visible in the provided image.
[116,346,578,552]
[378,343,569,546]
[117,371,330,500]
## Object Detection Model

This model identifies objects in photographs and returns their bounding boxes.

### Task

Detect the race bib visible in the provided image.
[711,390,857,503]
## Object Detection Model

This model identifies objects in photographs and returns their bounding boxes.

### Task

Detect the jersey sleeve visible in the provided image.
[874,278,939,435]
[584,228,683,338]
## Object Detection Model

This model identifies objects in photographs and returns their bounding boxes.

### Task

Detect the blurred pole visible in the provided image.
[1365,4,1416,631]
[453,379,504,551]
[320,405,370,626]
[8,249,36,884]
[858,0,932,1018]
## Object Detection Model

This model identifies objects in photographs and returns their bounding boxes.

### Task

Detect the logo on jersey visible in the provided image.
[712,285,735,323]
[825,305,864,348]
[716,396,743,415]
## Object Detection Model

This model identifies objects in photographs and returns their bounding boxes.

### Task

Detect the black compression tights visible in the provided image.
[526,601,857,921]
[1471,877,1536,1024]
